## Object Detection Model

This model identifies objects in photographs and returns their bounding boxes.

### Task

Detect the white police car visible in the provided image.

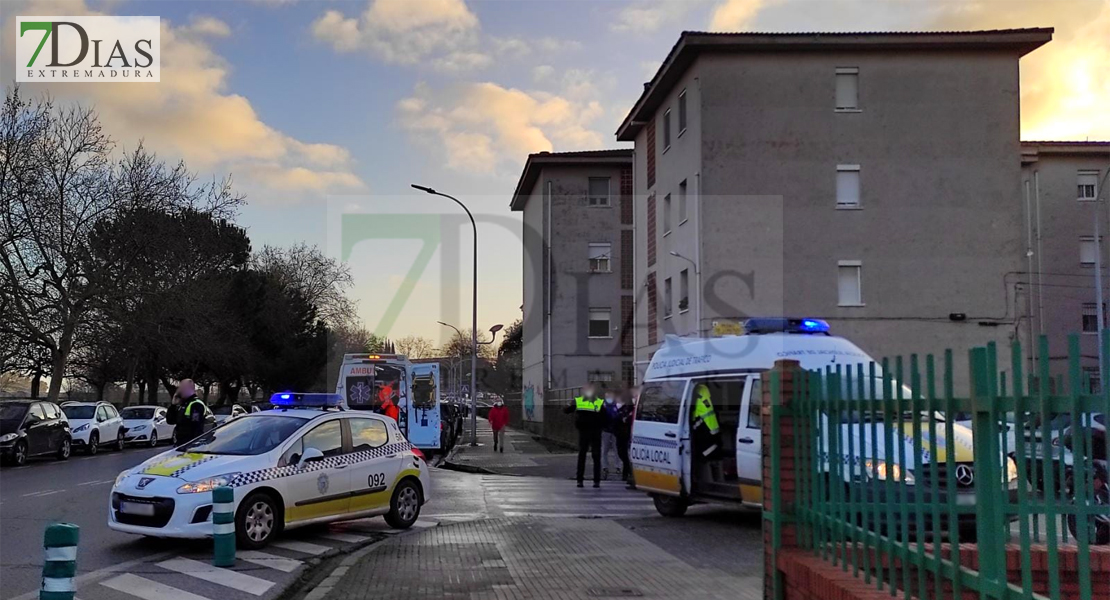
[108,393,431,548]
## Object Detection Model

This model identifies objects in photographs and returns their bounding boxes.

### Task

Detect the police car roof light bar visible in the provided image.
[269,393,344,408]
[743,317,830,335]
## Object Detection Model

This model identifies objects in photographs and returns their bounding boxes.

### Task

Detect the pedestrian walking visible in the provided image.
[171,379,207,444]
[615,390,635,486]
[600,390,620,479]
[564,383,604,488]
[488,398,510,452]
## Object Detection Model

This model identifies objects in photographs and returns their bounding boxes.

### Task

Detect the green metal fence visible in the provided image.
[768,333,1110,600]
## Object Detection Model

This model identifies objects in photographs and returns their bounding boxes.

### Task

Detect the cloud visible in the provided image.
[2,1,365,200]
[612,1,696,34]
[397,82,606,173]
[432,50,494,73]
[928,0,1110,141]
[311,0,480,65]
[533,65,556,82]
[709,0,771,31]
[183,16,231,38]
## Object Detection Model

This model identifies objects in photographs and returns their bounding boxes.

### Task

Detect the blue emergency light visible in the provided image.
[270,393,344,408]
[743,317,830,335]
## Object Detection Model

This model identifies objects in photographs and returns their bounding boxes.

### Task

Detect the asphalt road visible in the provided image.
[1,446,761,600]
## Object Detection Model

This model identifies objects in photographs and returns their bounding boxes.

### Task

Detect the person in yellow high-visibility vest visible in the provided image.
[692,383,723,460]
[564,384,605,487]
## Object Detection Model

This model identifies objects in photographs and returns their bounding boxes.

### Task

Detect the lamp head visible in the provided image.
[411,184,436,194]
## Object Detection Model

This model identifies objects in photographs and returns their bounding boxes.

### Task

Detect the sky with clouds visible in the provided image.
[3,0,1108,348]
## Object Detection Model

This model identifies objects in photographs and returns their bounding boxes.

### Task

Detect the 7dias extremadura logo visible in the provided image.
[16,16,160,82]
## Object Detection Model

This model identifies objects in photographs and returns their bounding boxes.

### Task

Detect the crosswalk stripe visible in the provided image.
[101,574,211,600]
[270,540,331,556]
[501,511,653,518]
[319,532,369,544]
[237,551,303,574]
[157,558,274,596]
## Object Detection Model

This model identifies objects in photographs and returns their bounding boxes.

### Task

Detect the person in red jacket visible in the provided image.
[488,399,510,453]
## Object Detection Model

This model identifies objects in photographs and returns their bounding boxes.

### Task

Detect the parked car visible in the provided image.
[211,404,248,425]
[1061,414,1108,544]
[62,401,125,455]
[120,405,176,447]
[0,400,72,465]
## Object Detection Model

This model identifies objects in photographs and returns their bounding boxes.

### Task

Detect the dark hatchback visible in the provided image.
[0,400,72,466]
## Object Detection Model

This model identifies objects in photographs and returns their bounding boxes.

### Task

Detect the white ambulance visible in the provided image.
[336,354,443,454]
[631,318,1009,522]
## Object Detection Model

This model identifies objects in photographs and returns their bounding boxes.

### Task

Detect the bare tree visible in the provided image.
[395,334,436,359]
[254,243,357,329]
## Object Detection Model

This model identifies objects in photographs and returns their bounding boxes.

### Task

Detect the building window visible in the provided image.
[1079,171,1099,201]
[1083,303,1105,334]
[835,67,859,110]
[1081,236,1099,266]
[838,261,863,306]
[588,242,611,273]
[678,179,688,224]
[663,109,671,150]
[837,165,861,208]
[664,277,673,318]
[679,269,689,313]
[588,308,612,338]
[588,177,611,206]
[588,370,615,384]
[678,90,687,134]
[1082,366,1102,394]
[663,193,672,235]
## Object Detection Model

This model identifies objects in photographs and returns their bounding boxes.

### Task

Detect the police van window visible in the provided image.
[636,381,686,423]
[350,418,389,451]
[303,420,344,458]
[747,378,762,429]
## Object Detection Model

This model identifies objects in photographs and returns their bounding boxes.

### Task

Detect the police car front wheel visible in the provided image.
[385,479,422,529]
[236,491,283,549]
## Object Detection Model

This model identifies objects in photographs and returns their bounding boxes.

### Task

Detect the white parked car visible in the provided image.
[120,406,176,447]
[62,402,124,455]
[212,404,248,425]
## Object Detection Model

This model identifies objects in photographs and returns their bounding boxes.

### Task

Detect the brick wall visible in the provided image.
[620,166,633,225]
[761,360,1110,600]
[621,230,634,290]
[646,119,656,189]
[620,295,634,355]
[646,272,658,347]
[647,192,656,267]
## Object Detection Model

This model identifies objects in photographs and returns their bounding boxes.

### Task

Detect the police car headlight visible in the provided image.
[73,424,90,433]
[864,459,915,485]
[0,433,17,443]
[114,470,131,487]
[130,425,147,432]
[176,473,239,494]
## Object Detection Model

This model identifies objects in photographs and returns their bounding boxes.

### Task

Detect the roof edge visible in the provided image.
[510,149,633,211]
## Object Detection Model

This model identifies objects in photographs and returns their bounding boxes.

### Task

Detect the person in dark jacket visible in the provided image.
[615,390,635,486]
[171,379,207,445]
[564,384,604,487]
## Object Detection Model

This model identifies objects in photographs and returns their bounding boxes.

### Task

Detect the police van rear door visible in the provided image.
[408,363,441,450]
[630,380,689,496]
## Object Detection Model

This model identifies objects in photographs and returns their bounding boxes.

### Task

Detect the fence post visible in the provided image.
[763,359,800,600]
[212,486,235,567]
[41,523,79,600]
[969,347,1005,599]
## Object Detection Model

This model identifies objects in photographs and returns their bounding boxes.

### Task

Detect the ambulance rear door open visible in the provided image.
[408,363,441,450]
[629,379,691,497]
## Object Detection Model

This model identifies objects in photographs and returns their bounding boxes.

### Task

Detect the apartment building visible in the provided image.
[617,29,1054,385]
[511,150,634,427]
[1021,141,1110,389]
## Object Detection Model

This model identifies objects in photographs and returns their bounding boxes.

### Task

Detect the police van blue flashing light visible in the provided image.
[270,393,344,408]
[743,318,830,335]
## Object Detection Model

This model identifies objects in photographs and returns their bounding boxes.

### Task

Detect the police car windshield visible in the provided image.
[178,415,307,455]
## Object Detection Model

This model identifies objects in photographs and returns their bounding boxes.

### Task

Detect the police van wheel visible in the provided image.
[236,491,282,549]
[385,480,422,529]
[652,494,688,518]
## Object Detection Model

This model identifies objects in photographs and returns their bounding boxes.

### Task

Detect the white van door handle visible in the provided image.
[664,432,677,438]
[738,437,755,444]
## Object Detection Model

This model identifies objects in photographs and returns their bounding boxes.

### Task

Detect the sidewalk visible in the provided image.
[446,419,600,480]
[320,517,762,600]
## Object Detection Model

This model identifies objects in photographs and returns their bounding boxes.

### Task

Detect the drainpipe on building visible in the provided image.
[545,180,553,390]
[1024,179,1037,368]
[694,172,702,337]
[1094,168,1110,388]
[1035,171,1045,336]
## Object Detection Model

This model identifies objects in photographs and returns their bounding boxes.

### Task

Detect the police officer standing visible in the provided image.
[691,383,723,482]
[172,379,208,444]
[564,383,604,488]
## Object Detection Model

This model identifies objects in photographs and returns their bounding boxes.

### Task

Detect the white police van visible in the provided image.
[631,318,1010,519]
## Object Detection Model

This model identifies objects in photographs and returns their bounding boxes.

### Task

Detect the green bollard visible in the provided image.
[41,523,79,600]
[212,486,236,567]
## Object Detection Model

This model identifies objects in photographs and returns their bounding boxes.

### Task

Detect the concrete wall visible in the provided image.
[635,49,1029,388]
[1022,149,1110,385]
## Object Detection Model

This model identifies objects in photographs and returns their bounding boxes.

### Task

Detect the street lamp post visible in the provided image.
[437,321,463,400]
[669,251,701,337]
[415,184,480,444]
